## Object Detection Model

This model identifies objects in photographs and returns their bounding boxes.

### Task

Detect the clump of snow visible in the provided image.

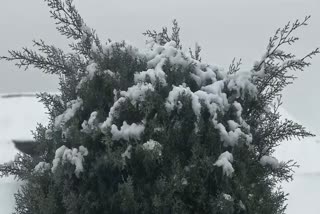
[54,98,83,129]
[102,40,142,59]
[144,41,190,69]
[142,139,162,156]
[191,65,218,87]
[154,127,164,132]
[260,155,280,169]
[135,41,220,89]
[82,111,98,134]
[79,145,89,156]
[100,83,154,133]
[52,145,68,172]
[134,58,168,86]
[111,121,145,141]
[222,193,233,201]
[239,200,246,210]
[194,89,228,116]
[214,151,234,177]
[87,62,98,80]
[206,101,251,147]
[121,145,132,160]
[165,85,201,118]
[181,178,188,185]
[77,61,116,89]
[233,101,243,118]
[226,70,257,99]
[51,145,89,178]
[215,123,249,147]
[100,97,126,132]
[227,120,240,131]
[34,162,51,173]
[105,69,115,77]
[120,83,155,105]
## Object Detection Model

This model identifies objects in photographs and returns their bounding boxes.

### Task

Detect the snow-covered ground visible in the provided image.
[0,95,48,213]
[0,96,319,213]
[275,129,320,214]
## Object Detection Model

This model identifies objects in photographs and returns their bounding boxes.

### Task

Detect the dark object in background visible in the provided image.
[12,140,38,156]
[1,93,37,99]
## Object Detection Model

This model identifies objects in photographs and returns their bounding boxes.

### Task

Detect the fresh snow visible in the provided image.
[1,96,320,213]
[34,161,51,173]
[51,145,88,178]
[81,111,98,134]
[95,40,256,151]
[215,123,246,147]
[121,145,133,160]
[120,83,155,105]
[111,121,145,141]
[54,98,83,129]
[222,193,233,201]
[134,61,168,86]
[100,83,154,133]
[165,85,201,118]
[214,151,234,177]
[226,70,257,99]
[100,97,126,131]
[142,139,162,156]
[260,155,280,169]
[0,37,319,214]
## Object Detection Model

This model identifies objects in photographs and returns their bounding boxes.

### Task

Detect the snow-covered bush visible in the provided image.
[0,0,318,213]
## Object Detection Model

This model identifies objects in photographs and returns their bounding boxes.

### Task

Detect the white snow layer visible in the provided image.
[111,121,145,141]
[120,83,155,106]
[34,161,51,173]
[54,98,83,129]
[97,40,254,149]
[142,139,162,156]
[121,145,133,160]
[81,111,98,134]
[0,40,319,213]
[165,85,201,118]
[0,97,319,213]
[100,83,154,133]
[260,155,280,169]
[51,145,88,178]
[214,151,234,177]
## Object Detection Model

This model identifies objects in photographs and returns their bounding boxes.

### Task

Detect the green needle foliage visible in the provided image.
[1,1,319,213]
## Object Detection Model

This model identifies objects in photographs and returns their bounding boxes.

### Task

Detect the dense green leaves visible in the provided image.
[0,1,318,214]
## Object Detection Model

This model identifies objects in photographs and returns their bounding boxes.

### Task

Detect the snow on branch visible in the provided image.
[214,151,234,177]
[111,121,145,141]
[54,98,83,129]
[51,145,88,178]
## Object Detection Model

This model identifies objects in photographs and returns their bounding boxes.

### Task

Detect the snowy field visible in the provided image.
[0,96,319,213]
[0,95,48,213]
[275,133,320,214]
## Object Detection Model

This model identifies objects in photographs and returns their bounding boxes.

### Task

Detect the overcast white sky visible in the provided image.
[0,0,319,132]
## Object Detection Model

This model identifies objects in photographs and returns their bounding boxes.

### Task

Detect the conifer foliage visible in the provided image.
[1,1,319,213]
